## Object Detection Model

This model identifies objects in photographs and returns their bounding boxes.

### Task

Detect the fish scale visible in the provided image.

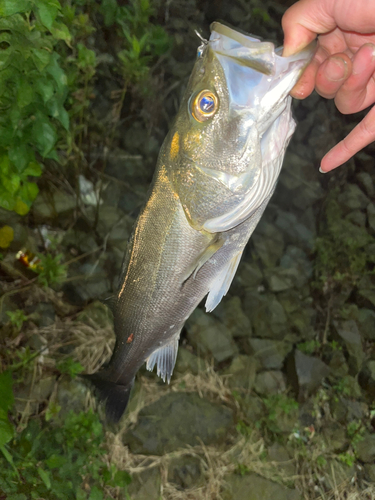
[84,22,316,422]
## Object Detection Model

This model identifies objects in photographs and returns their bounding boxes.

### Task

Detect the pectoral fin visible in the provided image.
[205,251,243,312]
[146,333,180,383]
[183,236,224,282]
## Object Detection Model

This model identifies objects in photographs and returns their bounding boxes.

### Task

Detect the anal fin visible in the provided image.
[146,334,180,383]
[205,251,243,312]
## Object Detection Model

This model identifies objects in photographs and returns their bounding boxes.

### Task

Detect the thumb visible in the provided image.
[282,0,336,56]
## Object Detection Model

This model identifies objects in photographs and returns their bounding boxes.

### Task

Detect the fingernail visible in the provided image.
[325,57,348,81]
[319,166,327,174]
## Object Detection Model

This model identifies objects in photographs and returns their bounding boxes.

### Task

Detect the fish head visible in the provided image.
[165,22,316,232]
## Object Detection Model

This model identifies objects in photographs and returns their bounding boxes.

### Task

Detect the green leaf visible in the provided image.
[19,181,39,203]
[34,78,54,103]
[113,470,132,488]
[45,453,66,469]
[37,467,51,489]
[46,53,67,92]
[1,172,20,194]
[47,99,69,130]
[0,418,14,447]
[17,78,34,108]
[31,48,51,72]
[35,0,60,30]
[8,145,31,172]
[23,160,42,176]
[0,371,14,412]
[49,21,71,44]
[88,486,103,500]
[0,0,31,16]
[0,190,15,211]
[31,116,57,156]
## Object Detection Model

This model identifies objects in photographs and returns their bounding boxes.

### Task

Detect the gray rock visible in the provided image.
[224,355,257,393]
[127,466,161,500]
[278,292,316,340]
[358,308,375,340]
[244,292,288,339]
[275,211,314,251]
[96,205,133,250]
[357,171,374,197]
[355,434,375,463]
[322,422,348,453]
[212,297,252,338]
[222,473,301,500]
[242,395,264,422]
[264,267,300,292]
[345,210,367,227]
[236,262,263,289]
[358,288,375,307]
[254,370,286,395]
[364,464,375,482]
[322,459,355,491]
[249,338,293,370]
[30,302,56,328]
[268,443,295,476]
[32,190,76,222]
[367,203,375,232]
[334,320,364,372]
[252,221,284,268]
[63,262,112,305]
[62,228,99,255]
[186,309,238,363]
[167,456,203,489]
[124,392,234,455]
[337,183,370,211]
[287,350,330,399]
[77,300,113,329]
[328,350,349,379]
[359,360,375,397]
[175,348,200,375]
[56,379,89,415]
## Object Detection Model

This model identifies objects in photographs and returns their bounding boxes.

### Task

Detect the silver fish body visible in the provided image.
[86,22,315,421]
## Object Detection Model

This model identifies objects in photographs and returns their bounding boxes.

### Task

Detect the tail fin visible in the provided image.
[82,373,134,423]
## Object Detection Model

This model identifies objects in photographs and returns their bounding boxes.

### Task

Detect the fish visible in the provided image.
[85,22,315,422]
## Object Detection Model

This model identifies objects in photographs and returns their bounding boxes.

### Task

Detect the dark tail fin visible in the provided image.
[82,373,134,423]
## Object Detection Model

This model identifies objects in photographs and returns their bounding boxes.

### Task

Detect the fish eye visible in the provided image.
[191,90,219,122]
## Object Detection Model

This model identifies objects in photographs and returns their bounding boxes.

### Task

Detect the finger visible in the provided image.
[320,104,375,172]
[282,0,337,57]
[290,44,330,99]
[334,43,375,113]
[315,53,352,99]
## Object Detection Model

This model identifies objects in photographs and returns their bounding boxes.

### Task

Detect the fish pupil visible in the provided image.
[200,95,215,112]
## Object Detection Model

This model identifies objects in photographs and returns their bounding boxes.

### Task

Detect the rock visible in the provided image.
[29,302,56,327]
[287,350,330,400]
[330,396,367,424]
[13,375,56,413]
[127,466,161,500]
[334,320,364,373]
[56,379,90,415]
[364,464,375,482]
[212,297,252,338]
[358,288,375,308]
[367,203,375,232]
[357,308,375,340]
[254,370,286,395]
[77,300,113,329]
[244,292,288,339]
[186,309,238,363]
[242,395,264,422]
[278,292,316,340]
[322,422,348,453]
[224,355,257,393]
[345,210,367,227]
[355,434,375,463]
[167,456,203,489]
[321,459,355,491]
[124,392,234,455]
[63,262,112,305]
[356,171,374,197]
[337,183,370,211]
[252,221,284,268]
[236,262,263,289]
[268,443,295,476]
[264,267,300,292]
[96,205,132,250]
[275,211,314,251]
[63,228,99,255]
[248,338,293,370]
[32,190,76,223]
[175,348,200,375]
[222,473,301,500]
[328,350,349,379]
[359,360,375,398]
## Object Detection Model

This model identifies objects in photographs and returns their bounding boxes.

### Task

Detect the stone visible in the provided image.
[357,171,374,197]
[275,211,314,251]
[124,392,234,455]
[357,308,375,340]
[127,466,161,500]
[63,262,112,305]
[268,443,295,476]
[167,456,203,489]
[287,350,330,400]
[244,292,288,339]
[30,302,56,328]
[359,360,375,398]
[355,434,375,463]
[334,320,364,373]
[345,210,367,227]
[248,338,293,370]
[77,300,113,329]
[358,288,375,308]
[236,262,263,289]
[186,309,238,363]
[56,379,90,415]
[62,228,99,255]
[252,221,284,268]
[321,459,355,491]
[330,396,367,424]
[242,395,264,422]
[367,203,375,232]
[328,350,349,379]
[222,473,301,500]
[337,183,370,211]
[264,267,300,292]
[174,348,200,375]
[364,464,375,482]
[212,296,252,338]
[32,190,76,222]
[322,422,348,453]
[224,355,257,393]
[254,370,286,395]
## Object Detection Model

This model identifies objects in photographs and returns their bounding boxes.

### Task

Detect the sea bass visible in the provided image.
[86,22,315,422]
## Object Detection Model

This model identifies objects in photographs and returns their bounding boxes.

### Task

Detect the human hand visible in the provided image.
[282,0,375,172]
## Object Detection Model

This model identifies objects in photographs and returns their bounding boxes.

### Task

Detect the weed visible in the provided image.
[256,394,299,439]
[36,252,67,287]
[57,357,84,378]
[6,310,28,330]
[338,451,356,467]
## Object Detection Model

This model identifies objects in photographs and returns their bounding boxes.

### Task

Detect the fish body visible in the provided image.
[86,22,315,422]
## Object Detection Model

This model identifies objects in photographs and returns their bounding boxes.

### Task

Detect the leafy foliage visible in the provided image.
[0,1,71,214]
[35,252,67,287]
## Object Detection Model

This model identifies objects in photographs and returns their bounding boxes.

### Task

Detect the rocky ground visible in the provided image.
[1,1,375,499]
